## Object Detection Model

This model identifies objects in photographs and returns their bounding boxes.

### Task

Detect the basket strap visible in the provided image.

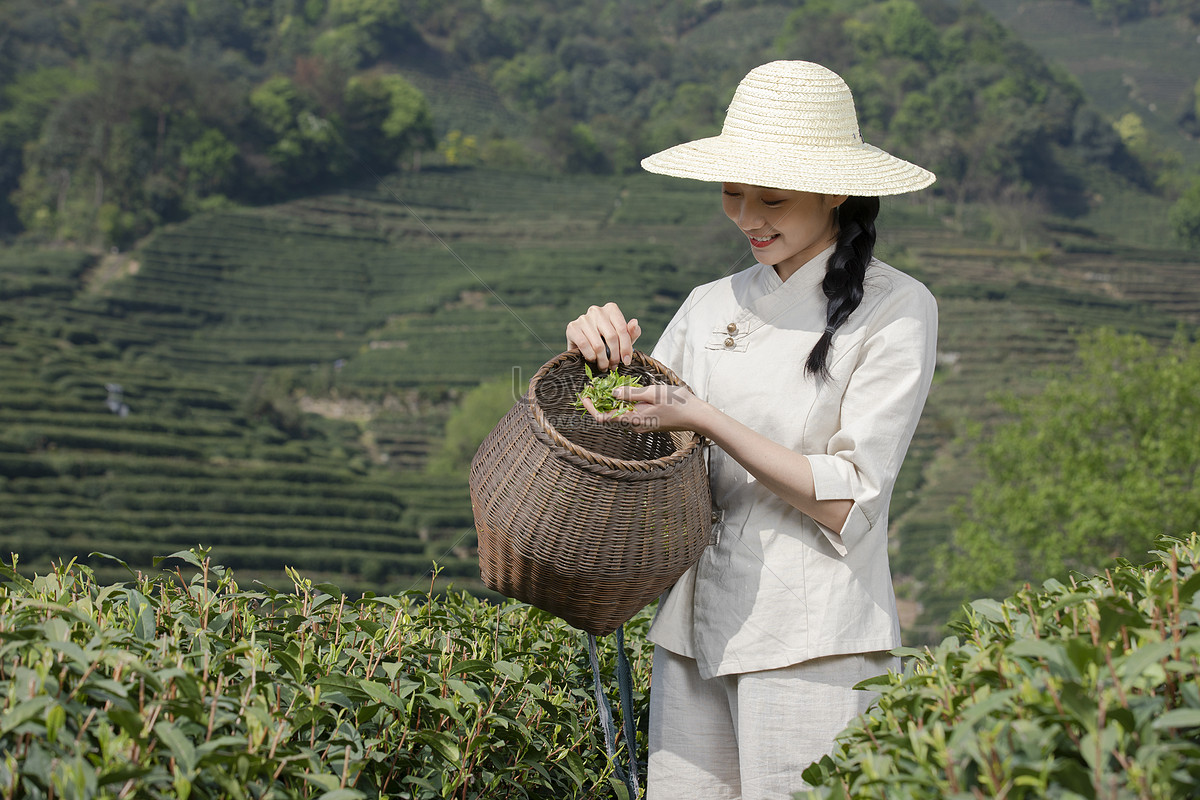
[587,631,641,798]
[615,626,640,794]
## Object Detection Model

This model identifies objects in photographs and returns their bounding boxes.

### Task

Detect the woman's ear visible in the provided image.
[827,194,849,211]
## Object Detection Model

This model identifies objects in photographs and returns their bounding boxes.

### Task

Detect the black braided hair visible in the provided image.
[804,195,880,380]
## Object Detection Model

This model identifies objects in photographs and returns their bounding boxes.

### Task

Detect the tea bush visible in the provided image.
[801,533,1200,799]
[0,550,650,799]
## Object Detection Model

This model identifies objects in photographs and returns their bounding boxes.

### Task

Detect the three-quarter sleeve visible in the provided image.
[806,282,938,555]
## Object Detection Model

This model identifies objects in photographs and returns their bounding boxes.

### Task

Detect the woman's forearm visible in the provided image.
[692,402,853,533]
[598,383,854,533]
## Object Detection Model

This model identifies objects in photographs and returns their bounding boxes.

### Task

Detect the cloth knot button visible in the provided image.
[726,322,738,334]
[724,337,736,349]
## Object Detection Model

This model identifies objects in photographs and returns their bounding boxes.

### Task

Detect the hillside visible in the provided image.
[977,0,1200,170]
[3,166,1198,638]
[3,0,1200,638]
[1,0,1175,246]
[0,169,730,595]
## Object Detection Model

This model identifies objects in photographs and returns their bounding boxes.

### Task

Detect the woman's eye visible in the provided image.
[763,200,784,207]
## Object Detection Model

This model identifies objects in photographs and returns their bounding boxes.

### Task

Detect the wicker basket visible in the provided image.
[469,350,712,636]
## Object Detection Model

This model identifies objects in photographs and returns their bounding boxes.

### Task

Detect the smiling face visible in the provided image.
[720,183,847,281]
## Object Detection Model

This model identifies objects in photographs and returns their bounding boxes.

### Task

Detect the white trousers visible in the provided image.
[646,646,897,800]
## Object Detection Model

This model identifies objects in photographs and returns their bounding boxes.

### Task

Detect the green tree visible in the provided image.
[0,0,440,242]
[180,127,238,198]
[12,79,149,244]
[559,121,610,173]
[0,67,91,235]
[641,81,721,155]
[845,0,943,64]
[312,24,378,71]
[491,52,558,112]
[1114,111,1186,192]
[328,0,408,31]
[319,0,413,68]
[936,329,1200,604]
[343,72,434,167]
[10,46,244,245]
[1114,111,1149,152]
[1169,177,1200,246]
[426,377,517,475]
[249,75,348,186]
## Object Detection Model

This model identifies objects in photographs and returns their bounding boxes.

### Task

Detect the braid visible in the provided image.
[804,195,880,380]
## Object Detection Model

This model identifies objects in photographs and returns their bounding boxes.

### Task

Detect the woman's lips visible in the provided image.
[749,233,779,248]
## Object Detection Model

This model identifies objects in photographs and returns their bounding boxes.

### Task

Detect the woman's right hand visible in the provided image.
[565,302,642,370]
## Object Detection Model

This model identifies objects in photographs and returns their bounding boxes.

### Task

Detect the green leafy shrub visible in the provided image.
[0,550,649,799]
[424,377,516,477]
[801,534,1200,799]
[935,329,1200,608]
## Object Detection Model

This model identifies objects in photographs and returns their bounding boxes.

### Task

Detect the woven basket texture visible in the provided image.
[470,350,712,636]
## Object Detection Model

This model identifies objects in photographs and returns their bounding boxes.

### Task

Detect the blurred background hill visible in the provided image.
[1,0,1198,640]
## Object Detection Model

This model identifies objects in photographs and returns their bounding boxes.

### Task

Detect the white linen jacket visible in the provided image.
[648,245,938,679]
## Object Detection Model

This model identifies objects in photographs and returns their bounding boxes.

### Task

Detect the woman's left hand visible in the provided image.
[584,380,853,531]
[579,383,712,434]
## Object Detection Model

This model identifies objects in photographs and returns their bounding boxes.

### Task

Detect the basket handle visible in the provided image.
[526,350,705,478]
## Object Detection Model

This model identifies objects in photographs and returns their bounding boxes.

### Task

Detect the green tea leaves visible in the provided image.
[0,549,653,798]
[573,363,644,417]
[803,533,1200,799]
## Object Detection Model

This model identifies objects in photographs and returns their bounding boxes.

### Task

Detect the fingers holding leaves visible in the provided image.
[573,363,643,419]
[565,302,640,370]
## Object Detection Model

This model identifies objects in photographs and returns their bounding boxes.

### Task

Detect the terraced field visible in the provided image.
[0,242,475,594]
[2,167,1197,634]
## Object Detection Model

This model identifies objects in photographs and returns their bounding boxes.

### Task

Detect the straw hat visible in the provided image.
[641,60,935,196]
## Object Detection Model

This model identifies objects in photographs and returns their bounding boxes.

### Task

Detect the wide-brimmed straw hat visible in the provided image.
[641,60,935,197]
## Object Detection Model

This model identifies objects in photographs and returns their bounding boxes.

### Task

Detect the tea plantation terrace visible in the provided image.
[3,167,1199,612]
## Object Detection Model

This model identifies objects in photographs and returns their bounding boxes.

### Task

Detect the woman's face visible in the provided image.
[720,183,846,281]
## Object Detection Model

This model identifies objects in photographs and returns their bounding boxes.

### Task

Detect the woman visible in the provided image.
[565,61,938,799]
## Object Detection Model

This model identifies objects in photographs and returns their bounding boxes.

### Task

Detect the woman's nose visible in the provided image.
[737,203,763,230]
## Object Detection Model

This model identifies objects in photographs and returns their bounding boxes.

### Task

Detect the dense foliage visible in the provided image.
[1170,177,1200,246]
[0,549,652,799]
[0,0,435,246]
[1062,0,1200,25]
[934,329,1200,607]
[4,536,1199,799]
[773,0,1142,215]
[0,0,1157,246]
[392,0,1152,209]
[802,533,1200,799]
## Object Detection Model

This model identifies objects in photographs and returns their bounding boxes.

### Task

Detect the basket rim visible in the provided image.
[527,350,705,473]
